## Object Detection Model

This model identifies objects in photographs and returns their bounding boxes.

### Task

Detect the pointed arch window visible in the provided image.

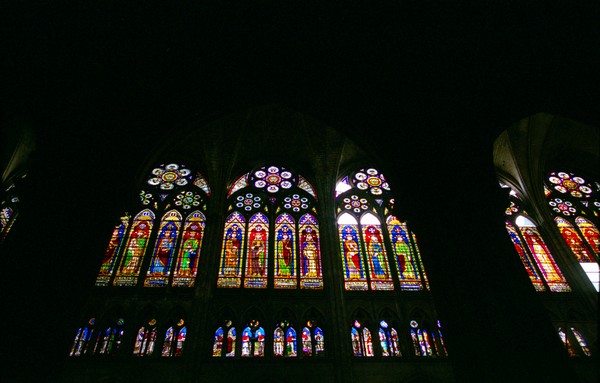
[351,320,374,357]
[133,319,158,357]
[241,320,265,357]
[378,320,401,357]
[336,168,429,291]
[113,210,155,286]
[545,171,600,291]
[69,318,96,357]
[145,210,182,287]
[0,205,16,241]
[96,165,209,287]
[301,321,325,357]
[96,318,125,356]
[273,320,297,357]
[212,320,236,357]
[96,216,129,286]
[409,320,446,357]
[546,171,600,289]
[161,319,186,357]
[504,194,570,292]
[217,165,322,289]
[558,327,592,357]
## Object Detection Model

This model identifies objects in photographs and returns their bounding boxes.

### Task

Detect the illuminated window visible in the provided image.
[217,166,322,289]
[241,320,265,357]
[133,319,158,357]
[544,171,599,291]
[212,320,236,357]
[558,327,592,357]
[95,318,125,356]
[69,318,96,357]
[161,319,187,357]
[301,320,324,357]
[351,320,374,357]
[378,320,401,357]
[504,195,570,292]
[409,319,446,357]
[336,168,429,291]
[96,165,209,287]
[273,320,296,357]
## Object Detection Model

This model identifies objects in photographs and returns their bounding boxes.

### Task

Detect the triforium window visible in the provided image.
[217,165,322,289]
[545,171,600,291]
[335,167,429,291]
[95,164,210,287]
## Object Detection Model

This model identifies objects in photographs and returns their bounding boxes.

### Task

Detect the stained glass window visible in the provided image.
[219,165,321,290]
[133,319,157,357]
[274,214,296,289]
[558,327,592,357]
[505,220,546,291]
[172,211,206,287]
[299,214,322,289]
[339,213,368,290]
[241,320,265,357]
[378,320,401,357]
[555,216,599,291]
[161,320,186,357]
[217,212,245,288]
[362,213,393,290]
[0,206,16,241]
[244,213,269,288]
[96,319,125,355]
[387,216,426,291]
[213,320,236,357]
[96,215,130,286]
[69,318,96,357]
[410,320,433,356]
[576,217,600,254]
[273,321,297,357]
[114,209,155,286]
[145,210,182,287]
[97,163,209,288]
[336,168,430,291]
[351,321,374,357]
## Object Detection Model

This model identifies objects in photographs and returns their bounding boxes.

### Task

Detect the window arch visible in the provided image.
[212,320,236,357]
[336,167,429,291]
[217,165,322,289]
[241,320,265,357]
[273,320,297,357]
[545,171,600,291]
[378,319,401,357]
[409,319,447,357]
[69,318,96,357]
[133,318,158,357]
[351,320,374,357]
[96,164,209,287]
[95,318,125,356]
[161,318,187,357]
[504,195,571,292]
[113,209,155,286]
[558,327,592,357]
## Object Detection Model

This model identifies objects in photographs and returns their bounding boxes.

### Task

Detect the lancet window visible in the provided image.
[335,167,429,291]
[503,193,571,292]
[217,166,322,289]
[94,164,209,287]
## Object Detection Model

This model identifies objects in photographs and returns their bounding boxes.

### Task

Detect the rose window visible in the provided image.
[147,164,192,190]
[283,194,309,212]
[251,166,296,194]
[353,168,390,196]
[548,172,593,198]
[236,193,262,211]
[343,195,369,213]
[548,198,576,216]
[175,191,202,210]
